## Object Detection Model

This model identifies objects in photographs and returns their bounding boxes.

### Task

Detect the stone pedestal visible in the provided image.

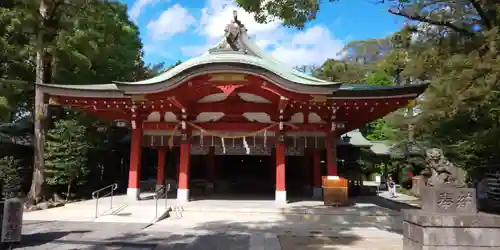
[1,198,23,249]
[403,187,500,249]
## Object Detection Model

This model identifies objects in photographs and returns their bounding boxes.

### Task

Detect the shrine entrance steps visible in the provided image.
[22,192,170,224]
[23,194,404,234]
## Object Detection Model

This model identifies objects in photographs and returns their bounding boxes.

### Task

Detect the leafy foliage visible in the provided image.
[44,119,90,198]
[312,59,367,83]
[236,0,339,29]
[265,0,500,176]
[0,156,24,199]
[0,0,160,202]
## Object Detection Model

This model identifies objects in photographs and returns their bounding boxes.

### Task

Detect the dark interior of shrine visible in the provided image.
[138,145,364,199]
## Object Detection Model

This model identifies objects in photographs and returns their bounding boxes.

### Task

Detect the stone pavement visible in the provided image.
[19,195,409,250]
[377,190,421,207]
[19,208,404,250]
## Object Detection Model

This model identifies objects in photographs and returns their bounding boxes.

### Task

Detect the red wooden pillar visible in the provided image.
[177,131,190,202]
[312,150,322,198]
[325,134,338,176]
[156,148,166,190]
[127,123,142,200]
[275,133,287,204]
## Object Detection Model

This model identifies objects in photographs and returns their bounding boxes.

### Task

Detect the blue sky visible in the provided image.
[118,0,405,67]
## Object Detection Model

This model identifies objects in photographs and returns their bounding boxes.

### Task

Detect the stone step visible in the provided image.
[147,219,403,239]
[170,205,400,216]
[165,209,402,232]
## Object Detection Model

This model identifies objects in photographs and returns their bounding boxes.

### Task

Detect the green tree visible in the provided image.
[236,0,339,29]
[236,0,497,35]
[45,119,90,200]
[0,0,148,202]
[341,38,392,64]
[0,156,24,199]
[365,70,393,86]
[313,59,366,83]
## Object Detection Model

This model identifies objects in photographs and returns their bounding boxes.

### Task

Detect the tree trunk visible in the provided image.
[28,0,56,203]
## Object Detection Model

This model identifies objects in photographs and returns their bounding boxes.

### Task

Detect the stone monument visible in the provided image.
[0,198,23,250]
[403,148,500,250]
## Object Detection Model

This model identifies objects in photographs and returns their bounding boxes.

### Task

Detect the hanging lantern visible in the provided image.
[114,120,129,128]
[342,134,351,143]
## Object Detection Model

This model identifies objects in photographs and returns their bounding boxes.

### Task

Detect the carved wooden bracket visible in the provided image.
[215,84,243,95]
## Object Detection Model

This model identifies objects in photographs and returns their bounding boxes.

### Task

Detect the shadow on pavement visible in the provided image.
[21,230,91,246]
[365,196,419,211]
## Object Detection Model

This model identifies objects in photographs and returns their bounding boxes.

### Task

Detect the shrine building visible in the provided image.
[37,12,427,203]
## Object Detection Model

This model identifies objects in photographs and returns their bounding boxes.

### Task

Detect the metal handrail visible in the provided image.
[154,184,170,220]
[92,183,118,218]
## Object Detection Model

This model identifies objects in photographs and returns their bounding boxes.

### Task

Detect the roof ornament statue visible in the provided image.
[210,10,248,53]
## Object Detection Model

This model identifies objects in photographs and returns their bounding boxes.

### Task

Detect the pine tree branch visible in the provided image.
[468,0,492,29]
[388,9,476,37]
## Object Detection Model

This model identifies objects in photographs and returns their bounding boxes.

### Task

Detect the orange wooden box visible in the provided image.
[322,176,348,188]
[322,176,348,205]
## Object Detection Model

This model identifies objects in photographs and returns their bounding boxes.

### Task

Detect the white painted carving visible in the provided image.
[242,112,273,123]
[289,112,304,123]
[308,112,325,124]
[147,111,161,122]
[195,112,225,123]
[197,93,229,103]
[238,92,272,103]
[164,112,178,122]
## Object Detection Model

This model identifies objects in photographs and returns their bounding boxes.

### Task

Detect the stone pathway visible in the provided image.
[278,235,402,250]
[18,217,403,250]
[19,195,410,250]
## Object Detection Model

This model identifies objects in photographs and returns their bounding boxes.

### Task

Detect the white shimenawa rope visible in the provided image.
[221,137,226,154]
[243,136,250,154]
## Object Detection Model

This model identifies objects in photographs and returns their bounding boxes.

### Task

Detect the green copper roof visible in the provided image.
[114,52,333,86]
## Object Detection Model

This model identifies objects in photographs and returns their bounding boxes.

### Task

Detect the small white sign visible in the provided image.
[327,176,340,180]
[375,175,381,184]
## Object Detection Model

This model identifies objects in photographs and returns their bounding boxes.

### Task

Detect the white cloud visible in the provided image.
[271,26,345,66]
[147,4,196,40]
[199,0,281,41]
[128,0,161,21]
[181,0,345,66]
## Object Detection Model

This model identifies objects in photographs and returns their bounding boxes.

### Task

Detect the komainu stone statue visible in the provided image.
[425,148,466,187]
